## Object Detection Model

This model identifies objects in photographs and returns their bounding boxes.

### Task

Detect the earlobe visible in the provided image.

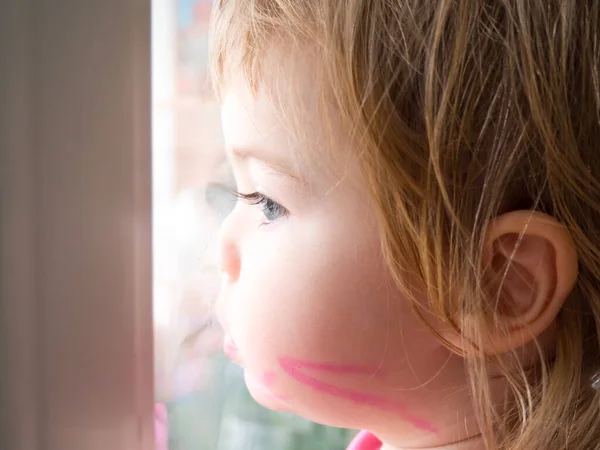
[476,211,579,354]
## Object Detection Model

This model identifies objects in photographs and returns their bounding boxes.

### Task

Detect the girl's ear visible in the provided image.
[449,211,579,355]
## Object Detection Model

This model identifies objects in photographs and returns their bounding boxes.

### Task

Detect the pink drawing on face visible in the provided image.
[253,370,289,402]
[281,359,386,377]
[278,356,437,433]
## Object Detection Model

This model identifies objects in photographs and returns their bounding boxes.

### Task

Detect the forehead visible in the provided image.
[220,74,310,179]
[220,54,361,188]
[221,50,321,141]
[220,75,292,151]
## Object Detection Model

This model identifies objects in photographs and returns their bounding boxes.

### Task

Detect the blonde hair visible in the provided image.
[209,1,600,448]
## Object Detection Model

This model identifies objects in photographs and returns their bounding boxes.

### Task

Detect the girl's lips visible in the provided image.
[223,335,241,363]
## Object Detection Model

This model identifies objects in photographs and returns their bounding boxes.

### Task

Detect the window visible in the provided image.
[1,1,354,448]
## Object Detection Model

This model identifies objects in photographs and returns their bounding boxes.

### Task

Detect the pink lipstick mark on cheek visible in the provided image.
[257,370,289,401]
[278,356,437,433]
[283,359,386,377]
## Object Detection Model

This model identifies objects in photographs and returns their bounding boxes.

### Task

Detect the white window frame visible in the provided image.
[0,0,155,449]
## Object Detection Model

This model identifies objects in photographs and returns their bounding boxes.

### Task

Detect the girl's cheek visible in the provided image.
[233,279,448,424]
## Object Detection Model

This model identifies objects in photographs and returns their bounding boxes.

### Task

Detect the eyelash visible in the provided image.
[234,191,289,224]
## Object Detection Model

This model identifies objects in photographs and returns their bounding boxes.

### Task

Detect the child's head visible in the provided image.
[210,1,600,449]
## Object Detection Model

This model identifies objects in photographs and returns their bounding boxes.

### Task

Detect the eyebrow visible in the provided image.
[230,147,306,186]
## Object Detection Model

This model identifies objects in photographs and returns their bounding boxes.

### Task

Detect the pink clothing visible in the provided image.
[154,404,169,450]
[347,431,383,450]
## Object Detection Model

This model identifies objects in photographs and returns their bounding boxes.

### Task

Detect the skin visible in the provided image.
[216,72,482,449]
[215,62,577,449]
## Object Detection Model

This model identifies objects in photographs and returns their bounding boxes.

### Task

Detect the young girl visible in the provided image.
[209,1,600,449]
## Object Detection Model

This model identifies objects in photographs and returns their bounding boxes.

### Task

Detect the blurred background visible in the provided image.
[151,1,356,448]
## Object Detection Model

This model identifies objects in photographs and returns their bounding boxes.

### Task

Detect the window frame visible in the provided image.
[0,1,154,449]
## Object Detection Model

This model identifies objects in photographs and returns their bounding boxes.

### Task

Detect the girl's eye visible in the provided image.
[235,191,289,223]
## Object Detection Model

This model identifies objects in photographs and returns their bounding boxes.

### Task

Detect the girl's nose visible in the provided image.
[217,233,241,283]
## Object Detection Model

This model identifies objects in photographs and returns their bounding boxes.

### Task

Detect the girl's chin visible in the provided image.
[244,370,292,413]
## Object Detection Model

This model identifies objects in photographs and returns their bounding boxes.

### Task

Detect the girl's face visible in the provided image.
[216,73,477,448]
